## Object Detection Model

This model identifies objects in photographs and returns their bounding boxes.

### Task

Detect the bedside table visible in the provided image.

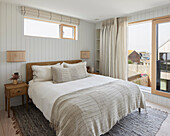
[4,82,28,117]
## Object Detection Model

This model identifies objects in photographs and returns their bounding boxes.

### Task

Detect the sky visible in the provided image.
[24,18,74,39]
[128,21,170,53]
[24,18,60,38]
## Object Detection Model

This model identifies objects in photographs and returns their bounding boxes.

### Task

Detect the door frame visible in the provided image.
[151,17,170,98]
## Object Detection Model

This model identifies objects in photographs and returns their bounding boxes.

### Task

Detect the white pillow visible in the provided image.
[62,61,88,75]
[51,65,88,83]
[62,61,86,67]
[32,63,61,82]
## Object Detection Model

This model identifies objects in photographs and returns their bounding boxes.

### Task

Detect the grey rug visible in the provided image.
[11,103,168,136]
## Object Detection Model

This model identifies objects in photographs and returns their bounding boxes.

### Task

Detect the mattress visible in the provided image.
[28,74,116,121]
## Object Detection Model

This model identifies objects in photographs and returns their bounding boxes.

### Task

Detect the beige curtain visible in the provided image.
[100,17,127,80]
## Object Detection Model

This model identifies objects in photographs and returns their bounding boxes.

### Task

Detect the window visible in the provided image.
[152,18,170,96]
[160,53,170,72]
[129,16,170,98]
[24,18,77,40]
[24,18,60,38]
[128,21,152,89]
[60,24,76,40]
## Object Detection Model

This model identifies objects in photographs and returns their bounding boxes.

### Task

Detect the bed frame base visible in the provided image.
[138,108,141,113]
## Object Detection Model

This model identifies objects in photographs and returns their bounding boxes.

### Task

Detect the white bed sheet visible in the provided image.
[28,74,116,121]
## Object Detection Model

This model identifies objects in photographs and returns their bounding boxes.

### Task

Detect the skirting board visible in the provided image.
[142,90,170,108]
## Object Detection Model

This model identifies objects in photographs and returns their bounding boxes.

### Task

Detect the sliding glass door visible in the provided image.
[152,17,170,97]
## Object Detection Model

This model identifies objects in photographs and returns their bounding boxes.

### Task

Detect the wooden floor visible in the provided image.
[147,101,170,136]
[0,101,170,136]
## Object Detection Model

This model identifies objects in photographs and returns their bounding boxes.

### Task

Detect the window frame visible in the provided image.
[128,15,170,98]
[24,17,77,40]
[60,24,76,40]
[152,17,170,98]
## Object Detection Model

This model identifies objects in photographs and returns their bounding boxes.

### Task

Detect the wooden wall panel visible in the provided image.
[128,4,170,23]
[0,2,95,110]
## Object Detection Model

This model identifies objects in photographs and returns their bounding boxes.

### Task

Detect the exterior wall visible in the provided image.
[128,51,140,63]
[128,64,150,77]
[161,72,170,80]
[132,76,149,87]
[159,40,170,53]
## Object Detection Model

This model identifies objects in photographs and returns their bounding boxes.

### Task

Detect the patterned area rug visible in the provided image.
[11,103,168,136]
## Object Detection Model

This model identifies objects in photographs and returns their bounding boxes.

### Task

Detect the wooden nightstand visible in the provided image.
[4,82,28,117]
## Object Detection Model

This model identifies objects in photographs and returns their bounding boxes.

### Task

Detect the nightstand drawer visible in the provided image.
[10,87,27,97]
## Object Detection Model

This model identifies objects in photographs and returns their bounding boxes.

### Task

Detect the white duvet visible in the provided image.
[28,74,117,121]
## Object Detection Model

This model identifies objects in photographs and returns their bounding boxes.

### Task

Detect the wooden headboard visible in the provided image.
[26,60,82,83]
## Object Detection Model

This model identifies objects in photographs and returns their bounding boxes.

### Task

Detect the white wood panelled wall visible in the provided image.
[128,4,170,23]
[0,2,95,110]
[142,91,170,108]
[96,4,170,28]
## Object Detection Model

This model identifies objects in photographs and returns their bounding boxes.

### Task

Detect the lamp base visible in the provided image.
[13,80,18,85]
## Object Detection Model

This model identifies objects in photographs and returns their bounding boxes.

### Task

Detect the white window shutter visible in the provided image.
[71,18,80,25]
[61,16,71,24]
[51,13,62,22]
[21,6,80,25]
[21,7,39,18]
[39,10,51,20]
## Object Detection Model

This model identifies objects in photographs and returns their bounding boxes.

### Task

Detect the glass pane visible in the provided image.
[24,18,59,38]
[128,21,152,91]
[167,62,170,71]
[63,26,74,39]
[160,61,167,71]
[167,53,170,62]
[160,53,166,61]
[156,22,170,92]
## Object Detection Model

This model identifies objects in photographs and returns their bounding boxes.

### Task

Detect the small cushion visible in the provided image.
[62,61,86,67]
[51,65,88,83]
[32,63,61,82]
[62,61,88,75]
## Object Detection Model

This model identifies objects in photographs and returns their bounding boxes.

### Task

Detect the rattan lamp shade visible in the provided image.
[80,51,90,59]
[7,51,26,62]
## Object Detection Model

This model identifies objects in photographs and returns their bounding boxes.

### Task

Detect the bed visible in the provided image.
[26,60,146,136]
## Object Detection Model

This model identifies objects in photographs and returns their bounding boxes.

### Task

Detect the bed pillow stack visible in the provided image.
[32,63,61,82]
[52,62,88,83]
[32,62,88,83]
[62,61,88,75]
